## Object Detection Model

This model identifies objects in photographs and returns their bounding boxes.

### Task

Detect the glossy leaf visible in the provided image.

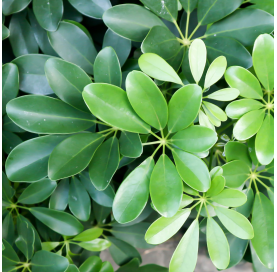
[73,228,103,242]
[150,154,183,217]
[173,148,211,192]
[2,130,22,154]
[206,175,225,197]
[179,0,198,12]
[145,209,190,244]
[2,24,10,40]
[83,83,150,134]
[18,178,57,204]
[3,114,25,133]
[49,133,104,180]
[126,71,168,130]
[78,239,111,252]
[79,256,102,272]
[250,242,273,272]
[119,131,142,158]
[45,58,92,112]
[180,194,194,208]
[168,84,202,133]
[89,136,119,190]
[211,189,247,207]
[2,0,31,15]
[49,179,69,211]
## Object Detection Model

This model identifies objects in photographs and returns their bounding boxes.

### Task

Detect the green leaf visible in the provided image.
[89,136,119,191]
[150,154,183,217]
[33,0,63,31]
[5,135,68,182]
[255,114,274,165]
[211,189,246,207]
[179,0,198,12]
[78,239,111,252]
[7,95,95,134]
[204,56,227,89]
[30,207,84,236]
[205,9,274,46]
[140,0,177,22]
[48,21,97,74]
[9,13,38,57]
[225,141,252,168]
[215,207,254,239]
[113,157,154,224]
[65,265,79,272]
[2,63,19,115]
[126,71,168,130]
[2,130,22,155]
[145,209,190,244]
[3,114,25,133]
[171,125,217,153]
[2,0,31,15]
[225,66,263,99]
[103,4,164,42]
[119,131,142,158]
[198,109,214,131]
[210,166,223,179]
[2,171,15,202]
[168,84,202,133]
[180,194,194,208]
[83,83,150,134]
[235,188,254,218]
[18,178,57,204]
[198,0,242,25]
[138,53,183,84]
[173,148,211,192]
[68,0,111,19]
[169,220,199,272]
[45,58,92,112]
[233,109,265,140]
[93,201,111,224]
[79,256,102,272]
[2,239,19,270]
[253,34,274,91]
[226,99,264,119]
[94,47,122,87]
[69,177,91,221]
[107,236,141,266]
[3,213,15,245]
[203,101,227,121]
[31,250,69,272]
[206,175,225,197]
[205,36,252,69]
[251,242,274,272]
[42,242,60,251]
[12,54,54,95]
[249,0,274,15]
[141,25,180,61]
[2,24,10,40]
[251,193,274,269]
[50,179,69,211]
[189,39,206,84]
[202,104,221,127]
[49,133,104,180]
[221,160,249,188]
[73,228,103,242]
[103,29,131,67]
[206,217,230,269]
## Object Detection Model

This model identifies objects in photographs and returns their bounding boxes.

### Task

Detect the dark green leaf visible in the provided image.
[93,201,111,224]
[2,24,10,40]
[2,0,31,15]
[235,188,254,218]
[3,114,25,133]
[179,0,198,12]
[119,131,142,158]
[2,130,22,154]
[49,179,69,210]
[3,213,15,245]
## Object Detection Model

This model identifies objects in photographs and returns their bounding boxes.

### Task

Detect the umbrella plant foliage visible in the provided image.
[2,0,274,272]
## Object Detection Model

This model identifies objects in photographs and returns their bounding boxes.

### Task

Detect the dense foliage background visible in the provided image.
[2,0,274,272]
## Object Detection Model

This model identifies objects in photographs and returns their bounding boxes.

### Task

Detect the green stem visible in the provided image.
[188,23,201,40]
[209,147,214,170]
[142,141,162,146]
[93,120,112,126]
[149,130,162,140]
[173,20,186,40]
[204,202,210,218]
[151,144,162,158]
[97,128,113,134]
[256,177,269,189]
[216,120,236,134]
[185,12,190,39]
[196,202,203,219]
[253,179,260,194]
[257,175,273,180]
[190,200,201,210]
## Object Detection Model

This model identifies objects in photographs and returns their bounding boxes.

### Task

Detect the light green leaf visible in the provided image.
[73,228,103,242]
[198,109,215,131]
[206,175,225,197]
[180,194,194,208]
[42,242,60,251]
[211,189,247,207]
[78,239,111,252]
[203,101,227,121]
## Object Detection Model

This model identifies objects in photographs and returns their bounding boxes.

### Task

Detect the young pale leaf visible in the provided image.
[78,239,111,252]
[6,135,68,182]
[180,194,194,208]
[204,56,227,89]
[173,149,211,192]
[221,160,249,188]
[215,207,254,240]
[42,242,60,251]
[49,179,69,211]
[49,133,104,180]
[255,114,274,165]
[18,178,57,204]
[119,131,142,158]
[73,228,103,242]
[225,66,263,99]
[33,0,63,31]
[206,175,225,197]
[233,109,265,140]
[202,104,221,127]
[45,58,92,112]
[69,177,91,222]
[150,154,183,217]
[103,4,164,42]
[189,39,207,83]
[198,109,215,131]
[253,34,274,91]
[48,21,97,74]
[171,125,217,153]
[126,71,168,130]
[68,0,111,19]
[210,189,247,207]
[203,101,227,121]
[83,83,150,134]
[145,209,191,245]
[226,99,264,119]
[207,217,230,269]
[113,157,154,224]
[30,207,84,236]
[169,220,199,272]
[138,53,183,85]
[183,182,199,196]
[94,47,122,87]
[210,166,223,179]
[89,136,120,191]
[205,88,240,101]
[168,84,202,133]
[251,193,274,269]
